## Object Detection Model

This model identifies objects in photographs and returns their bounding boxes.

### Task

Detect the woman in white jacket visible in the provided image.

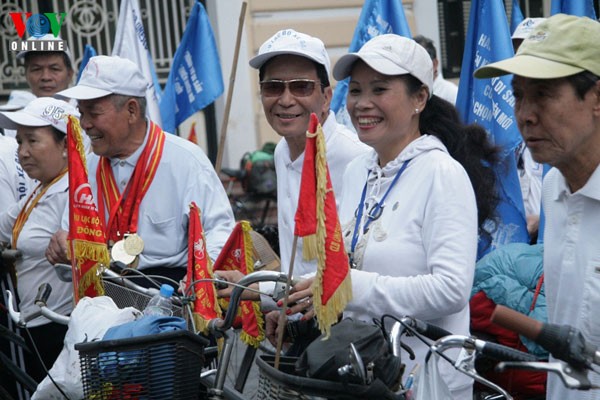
[286,34,499,399]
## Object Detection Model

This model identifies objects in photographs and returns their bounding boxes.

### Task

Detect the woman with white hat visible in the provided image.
[287,34,500,398]
[0,97,79,384]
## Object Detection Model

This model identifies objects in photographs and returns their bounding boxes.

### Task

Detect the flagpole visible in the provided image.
[274,235,298,369]
[215,1,247,174]
[69,239,80,304]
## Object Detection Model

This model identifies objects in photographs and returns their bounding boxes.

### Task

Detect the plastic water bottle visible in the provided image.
[143,284,174,317]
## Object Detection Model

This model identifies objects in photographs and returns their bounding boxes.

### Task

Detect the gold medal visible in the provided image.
[124,233,144,256]
[111,239,136,265]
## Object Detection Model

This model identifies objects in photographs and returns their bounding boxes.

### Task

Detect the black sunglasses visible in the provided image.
[259,79,324,98]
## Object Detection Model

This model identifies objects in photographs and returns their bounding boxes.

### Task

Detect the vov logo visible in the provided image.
[9,12,67,39]
[8,12,68,52]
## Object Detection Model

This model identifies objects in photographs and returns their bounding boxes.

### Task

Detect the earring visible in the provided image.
[63,151,67,158]
[414,108,420,114]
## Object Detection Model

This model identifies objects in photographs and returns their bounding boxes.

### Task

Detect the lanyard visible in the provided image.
[97,122,165,242]
[12,169,68,248]
[350,160,410,262]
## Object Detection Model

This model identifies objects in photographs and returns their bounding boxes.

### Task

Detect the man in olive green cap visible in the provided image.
[475,14,600,400]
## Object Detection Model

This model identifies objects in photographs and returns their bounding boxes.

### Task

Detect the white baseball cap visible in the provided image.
[333,34,434,98]
[0,90,36,111]
[511,18,547,40]
[57,55,148,100]
[249,29,331,78]
[17,34,74,67]
[0,97,79,134]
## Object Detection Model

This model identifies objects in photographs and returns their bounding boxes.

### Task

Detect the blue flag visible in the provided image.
[551,0,597,19]
[456,0,529,258]
[331,0,411,128]
[77,44,97,83]
[159,1,224,134]
[511,0,525,34]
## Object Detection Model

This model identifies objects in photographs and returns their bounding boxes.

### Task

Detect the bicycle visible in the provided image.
[6,264,296,400]
[491,305,600,391]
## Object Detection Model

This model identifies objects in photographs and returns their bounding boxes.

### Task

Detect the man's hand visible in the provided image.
[45,229,70,265]
[215,270,260,301]
[265,309,290,347]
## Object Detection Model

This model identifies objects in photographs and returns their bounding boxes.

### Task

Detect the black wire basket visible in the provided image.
[75,330,208,400]
[256,354,405,400]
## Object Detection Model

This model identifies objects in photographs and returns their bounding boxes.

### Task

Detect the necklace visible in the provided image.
[349,160,410,268]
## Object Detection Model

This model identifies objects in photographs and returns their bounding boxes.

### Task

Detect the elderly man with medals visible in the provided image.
[46,55,234,286]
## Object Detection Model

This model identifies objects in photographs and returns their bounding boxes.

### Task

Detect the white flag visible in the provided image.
[112,0,162,124]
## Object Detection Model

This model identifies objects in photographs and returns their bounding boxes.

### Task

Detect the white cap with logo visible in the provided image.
[333,34,434,98]
[57,55,148,100]
[511,18,547,40]
[0,97,79,134]
[0,90,36,111]
[17,34,74,67]
[249,29,331,78]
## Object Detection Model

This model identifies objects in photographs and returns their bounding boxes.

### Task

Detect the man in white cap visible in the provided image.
[475,14,600,400]
[45,55,234,285]
[252,29,367,289]
[17,34,74,98]
[217,30,367,312]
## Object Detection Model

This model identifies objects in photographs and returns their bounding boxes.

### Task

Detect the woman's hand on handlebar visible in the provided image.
[215,270,260,301]
[46,229,70,265]
[285,277,316,319]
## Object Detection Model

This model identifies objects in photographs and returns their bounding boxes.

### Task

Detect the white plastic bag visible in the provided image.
[412,353,454,400]
[32,296,141,400]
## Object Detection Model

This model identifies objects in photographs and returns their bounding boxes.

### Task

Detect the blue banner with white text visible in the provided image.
[456,0,529,258]
[159,1,224,135]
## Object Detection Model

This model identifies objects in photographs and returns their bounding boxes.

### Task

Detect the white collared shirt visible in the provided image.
[543,166,600,400]
[274,111,369,277]
[62,121,235,269]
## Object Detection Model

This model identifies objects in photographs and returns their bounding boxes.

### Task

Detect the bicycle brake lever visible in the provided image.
[497,361,592,390]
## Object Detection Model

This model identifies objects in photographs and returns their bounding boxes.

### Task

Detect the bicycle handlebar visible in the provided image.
[432,335,537,363]
[6,284,70,326]
[492,305,600,370]
[208,270,291,333]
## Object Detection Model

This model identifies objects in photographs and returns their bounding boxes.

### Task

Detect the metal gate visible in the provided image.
[0,0,194,97]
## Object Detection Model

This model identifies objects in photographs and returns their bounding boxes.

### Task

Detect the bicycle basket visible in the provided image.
[103,279,183,317]
[256,355,404,400]
[75,330,208,400]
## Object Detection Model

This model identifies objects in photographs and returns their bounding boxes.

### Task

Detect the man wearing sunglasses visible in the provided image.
[248,29,368,305]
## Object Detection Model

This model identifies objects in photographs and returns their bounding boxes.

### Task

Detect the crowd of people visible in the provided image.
[1,12,599,400]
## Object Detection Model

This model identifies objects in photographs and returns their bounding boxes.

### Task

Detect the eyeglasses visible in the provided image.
[259,79,323,98]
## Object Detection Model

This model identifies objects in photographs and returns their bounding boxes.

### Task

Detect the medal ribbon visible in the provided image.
[12,168,68,249]
[97,122,165,243]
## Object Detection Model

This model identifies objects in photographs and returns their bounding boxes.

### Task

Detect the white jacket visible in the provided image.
[339,134,477,396]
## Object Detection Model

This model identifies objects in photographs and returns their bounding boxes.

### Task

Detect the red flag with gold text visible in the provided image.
[213,221,264,347]
[294,113,352,337]
[67,116,108,301]
[187,202,222,334]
